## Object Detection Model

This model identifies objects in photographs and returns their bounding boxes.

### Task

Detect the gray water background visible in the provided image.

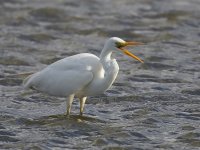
[0,0,200,149]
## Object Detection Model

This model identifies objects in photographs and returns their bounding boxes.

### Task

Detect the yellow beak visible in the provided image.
[118,41,144,63]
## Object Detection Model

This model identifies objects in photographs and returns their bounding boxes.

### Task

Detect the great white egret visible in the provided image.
[23,37,144,116]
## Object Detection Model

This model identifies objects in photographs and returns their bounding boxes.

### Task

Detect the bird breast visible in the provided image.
[78,59,119,97]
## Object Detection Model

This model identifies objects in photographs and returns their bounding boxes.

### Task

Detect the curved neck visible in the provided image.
[98,47,119,91]
[99,46,113,72]
[100,46,112,62]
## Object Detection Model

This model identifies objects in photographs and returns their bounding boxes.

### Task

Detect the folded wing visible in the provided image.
[23,67,93,97]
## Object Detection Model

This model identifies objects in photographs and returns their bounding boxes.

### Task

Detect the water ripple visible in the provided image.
[0,0,200,149]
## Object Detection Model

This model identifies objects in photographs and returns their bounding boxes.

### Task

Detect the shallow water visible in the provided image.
[0,0,200,149]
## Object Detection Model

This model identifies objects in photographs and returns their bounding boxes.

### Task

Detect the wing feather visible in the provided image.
[24,68,93,97]
[23,53,100,97]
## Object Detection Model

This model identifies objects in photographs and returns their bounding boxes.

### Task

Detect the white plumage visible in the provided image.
[23,37,143,116]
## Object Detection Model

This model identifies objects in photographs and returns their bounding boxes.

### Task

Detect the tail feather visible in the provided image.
[23,74,33,89]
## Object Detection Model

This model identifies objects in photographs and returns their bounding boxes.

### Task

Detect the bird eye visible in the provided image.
[115,42,123,48]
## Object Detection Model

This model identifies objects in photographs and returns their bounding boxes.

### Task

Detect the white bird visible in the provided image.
[23,37,144,116]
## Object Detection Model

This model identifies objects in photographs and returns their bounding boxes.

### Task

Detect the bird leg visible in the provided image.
[66,94,74,116]
[80,97,87,116]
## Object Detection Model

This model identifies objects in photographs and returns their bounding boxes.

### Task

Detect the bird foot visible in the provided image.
[64,112,70,118]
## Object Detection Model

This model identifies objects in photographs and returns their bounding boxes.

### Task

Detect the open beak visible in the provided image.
[118,41,144,63]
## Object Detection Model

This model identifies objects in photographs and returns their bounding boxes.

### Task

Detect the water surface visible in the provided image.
[0,0,200,149]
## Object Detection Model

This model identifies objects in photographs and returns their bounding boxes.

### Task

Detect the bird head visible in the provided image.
[106,37,144,63]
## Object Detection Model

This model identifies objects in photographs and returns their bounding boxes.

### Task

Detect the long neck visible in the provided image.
[100,46,112,62]
[99,47,119,91]
[100,46,113,71]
